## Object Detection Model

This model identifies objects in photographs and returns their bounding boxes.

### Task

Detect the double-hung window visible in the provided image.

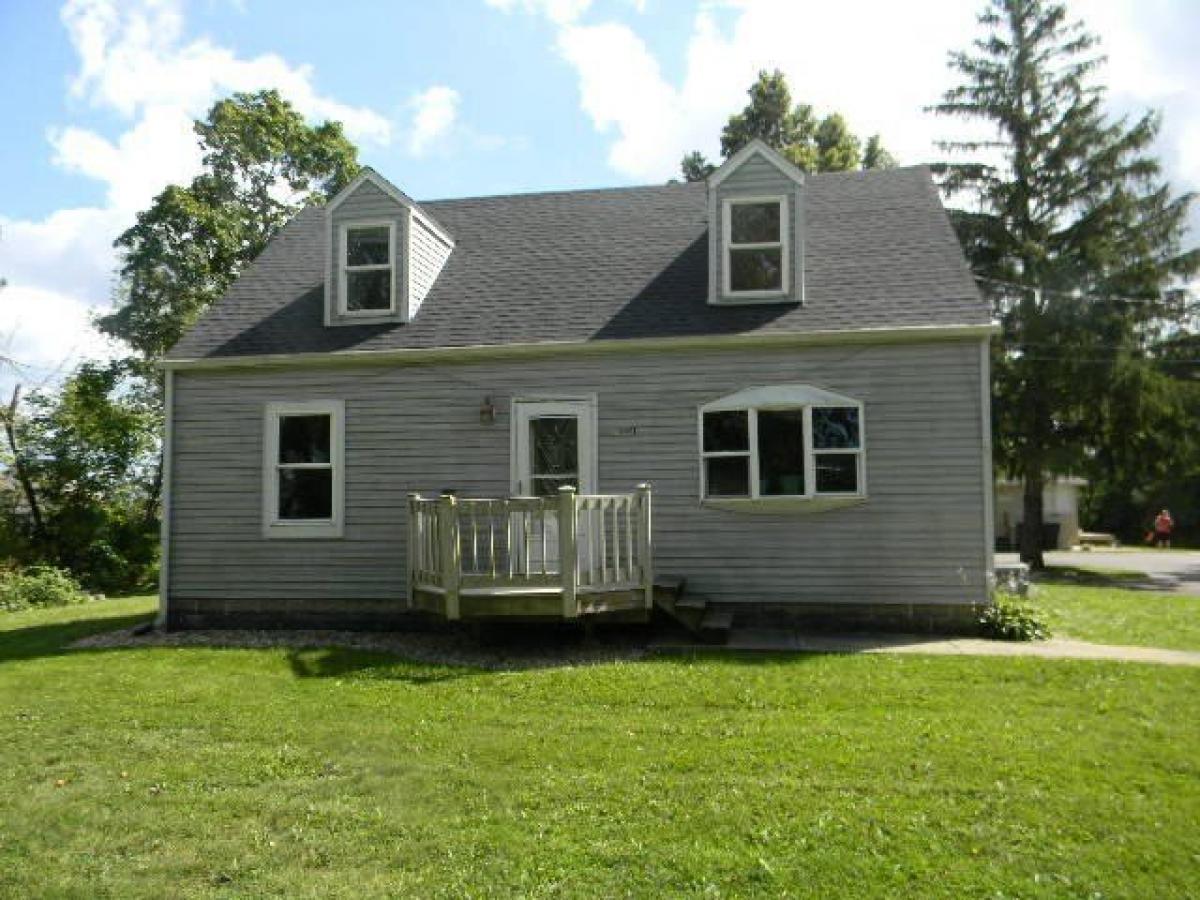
[699,386,864,503]
[263,400,345,538]
[340,222,394,314]
[723,197,788,296]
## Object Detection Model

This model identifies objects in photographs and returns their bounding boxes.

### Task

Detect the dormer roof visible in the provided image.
[708,138,805,188]
[326,167,455,246]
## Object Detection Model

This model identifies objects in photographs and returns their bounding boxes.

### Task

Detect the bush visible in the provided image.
[979,591,1051,641]
[0,566,92,613]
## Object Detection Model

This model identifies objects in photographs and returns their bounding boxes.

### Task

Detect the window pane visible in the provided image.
[531,476,579,497]
[345,226,390,266]
[813,407,860,449]
[705,456,750,497]
[530,417,578,476]
[278,469,333,520]
[815,454,859,493]
[730,202,781,243]
[758,409,805,496]
[703,410,748,452]
[279,415,331,464]
[729,248,783,292]
[346,269,392,311]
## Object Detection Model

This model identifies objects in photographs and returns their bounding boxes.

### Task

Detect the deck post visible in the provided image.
[406,493,421,609]
[637,483,653,609]
[559,486,578,618]
[439,493,461,620]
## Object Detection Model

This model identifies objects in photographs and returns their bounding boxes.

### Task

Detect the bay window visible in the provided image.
[699,385,864,504]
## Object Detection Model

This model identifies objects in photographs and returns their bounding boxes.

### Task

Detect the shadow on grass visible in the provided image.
[1036,565,1159,590]
[285,647,474,684]
[3,605,857,679]
[0,611,155,665]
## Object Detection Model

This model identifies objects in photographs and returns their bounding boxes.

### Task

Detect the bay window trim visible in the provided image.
[722,195,790,299]
[262,400,345,539]
[338,220,396,317]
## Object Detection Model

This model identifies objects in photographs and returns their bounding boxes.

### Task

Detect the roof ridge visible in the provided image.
[420,180,700,206]
[419,165,931,206]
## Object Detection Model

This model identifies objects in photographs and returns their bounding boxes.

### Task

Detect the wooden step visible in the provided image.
[653,575,687,598]
[699,608,734,639]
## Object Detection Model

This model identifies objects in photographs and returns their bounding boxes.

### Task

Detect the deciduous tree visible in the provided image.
[101,89,360,359]
[680,69,895,181]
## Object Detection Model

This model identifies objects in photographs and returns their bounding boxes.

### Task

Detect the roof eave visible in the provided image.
[162,321,999,372]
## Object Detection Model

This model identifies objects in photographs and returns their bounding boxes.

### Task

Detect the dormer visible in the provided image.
[323,168,454,326]
[706,139,805,306]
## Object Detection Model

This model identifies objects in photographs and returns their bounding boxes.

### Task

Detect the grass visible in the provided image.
[2,598,1199,897]
[1035,581,1200,651]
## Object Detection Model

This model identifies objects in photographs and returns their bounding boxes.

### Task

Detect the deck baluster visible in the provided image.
[624,500,634,583]
[438,493,460,619]
[489,503,497,578]
[559,486,577,617]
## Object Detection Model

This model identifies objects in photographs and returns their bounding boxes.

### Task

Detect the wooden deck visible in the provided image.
[407,485,653,621]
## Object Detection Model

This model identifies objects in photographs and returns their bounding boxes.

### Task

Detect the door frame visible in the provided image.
[510,395,599,497]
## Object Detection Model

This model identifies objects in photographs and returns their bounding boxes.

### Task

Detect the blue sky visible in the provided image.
[1,0,1197,386]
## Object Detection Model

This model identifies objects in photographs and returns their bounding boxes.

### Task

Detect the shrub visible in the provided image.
[979,590,1050,641]
[0,566,91,613]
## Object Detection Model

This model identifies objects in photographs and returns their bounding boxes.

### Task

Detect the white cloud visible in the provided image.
[407,86,462,157]
[0,0,399,389]
[61,0,392,146]
[0,284,122,389]
[549,0,984,181]
[1,208,121,303]
[49,106,203,215]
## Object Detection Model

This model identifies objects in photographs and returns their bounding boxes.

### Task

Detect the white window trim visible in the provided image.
[722,195,789,299]
[263,400,345,539]
[338,220,396,317]
[698,384,866,510]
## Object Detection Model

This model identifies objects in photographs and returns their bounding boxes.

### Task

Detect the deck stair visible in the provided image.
[652,576,733,644]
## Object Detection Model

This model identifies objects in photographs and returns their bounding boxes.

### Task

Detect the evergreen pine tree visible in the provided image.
[932,0,1198,566]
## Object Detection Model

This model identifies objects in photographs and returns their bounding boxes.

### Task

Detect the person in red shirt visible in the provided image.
[1154,509,1175,549]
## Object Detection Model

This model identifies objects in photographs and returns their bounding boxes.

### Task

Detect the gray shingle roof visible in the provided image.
[167,165,989,360]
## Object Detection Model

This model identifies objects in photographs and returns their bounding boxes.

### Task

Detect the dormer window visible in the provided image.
[723,197,789,296]
[340,222,394,315]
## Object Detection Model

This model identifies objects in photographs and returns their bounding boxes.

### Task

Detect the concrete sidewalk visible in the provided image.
[653,628,1200,667]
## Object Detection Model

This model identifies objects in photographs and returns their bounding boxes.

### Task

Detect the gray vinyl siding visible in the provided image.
[167,339,989,616]
[709,153,805,305]
[408,214,453,318]
[326,180,408,325]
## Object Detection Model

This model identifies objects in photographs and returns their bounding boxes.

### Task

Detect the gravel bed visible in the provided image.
[71,624,655,671]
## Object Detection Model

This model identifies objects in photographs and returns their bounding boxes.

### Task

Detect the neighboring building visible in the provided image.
[994,476,1088,551]
[158,140,996,633]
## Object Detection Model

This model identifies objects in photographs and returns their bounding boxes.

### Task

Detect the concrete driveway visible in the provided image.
[997,549,1200,596]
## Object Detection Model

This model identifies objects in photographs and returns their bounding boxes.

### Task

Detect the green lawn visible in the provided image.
[2,598,1199,898]
[1035,581,1200,651]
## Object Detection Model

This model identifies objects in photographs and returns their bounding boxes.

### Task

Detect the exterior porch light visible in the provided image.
[479,395,496,426]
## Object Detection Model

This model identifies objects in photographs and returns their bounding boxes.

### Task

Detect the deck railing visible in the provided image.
[407,485,653,619]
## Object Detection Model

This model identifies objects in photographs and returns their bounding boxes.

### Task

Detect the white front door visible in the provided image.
[511,399,597,497]
[511,399,597,574]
